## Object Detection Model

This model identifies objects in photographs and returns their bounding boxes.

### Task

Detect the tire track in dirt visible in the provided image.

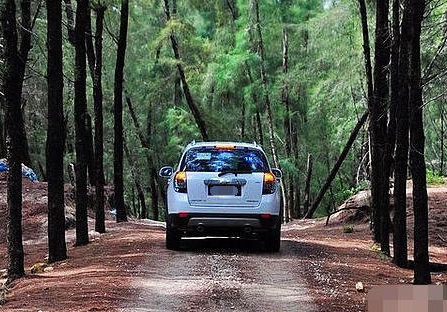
[121,236,315,312]
[120,247,203,312]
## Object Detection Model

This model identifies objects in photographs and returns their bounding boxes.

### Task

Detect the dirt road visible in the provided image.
[2,218,446,311]
[120,235,316,312]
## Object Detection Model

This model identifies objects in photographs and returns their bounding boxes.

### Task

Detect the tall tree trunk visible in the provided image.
[124,139,147,219]
[291,116,301,218]
[383,0,399,229]
[0,106,5,158]
[15,0,32,167]
[305,111,369,218]
[173,75,182,107]
[93,5,106,233]
[85,113,96,185]
[251,0,288,222]
[440,103,444,176]
[114,0,129,223]
[74,0,89,245]
[0,21,3,157]
[1,0,25,281]
[47,0,67,263]
[125,93,159,221]
[282,27,294,217]
[282,28,291,158]
[244,63,263,145]
[83,6,96,187]
[162,0,209,141]
[358,0,376,228]
[409,0,431,284]
[303,154,313,216]
[150,167,159,220]
[85,6,95,80]
[371,0,391,253]
[357,0,373,104]
[63,0,75,44]
[393,0,410,268]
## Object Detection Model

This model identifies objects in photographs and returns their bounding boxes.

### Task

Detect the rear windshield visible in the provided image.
[181,148,269,172]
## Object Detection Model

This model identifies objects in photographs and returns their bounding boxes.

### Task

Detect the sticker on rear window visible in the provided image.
[196,152,212,160]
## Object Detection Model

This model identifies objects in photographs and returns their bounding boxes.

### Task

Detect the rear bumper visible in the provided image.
[168,213,280,236]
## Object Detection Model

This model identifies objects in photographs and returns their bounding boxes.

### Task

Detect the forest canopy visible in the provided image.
[1,0,446,220]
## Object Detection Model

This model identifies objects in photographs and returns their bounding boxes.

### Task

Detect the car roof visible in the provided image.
[183,141,264,152]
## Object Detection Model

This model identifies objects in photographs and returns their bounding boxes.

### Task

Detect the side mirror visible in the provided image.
[271,168,282,180]
[159,166,174,178]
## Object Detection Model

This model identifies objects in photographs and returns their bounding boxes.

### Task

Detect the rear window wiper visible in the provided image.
[218,171,252,177]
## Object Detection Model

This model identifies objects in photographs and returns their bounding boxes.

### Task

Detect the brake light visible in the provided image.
[178,212,189,218]
[260,213,271,219]
[174,171,187,193]
[262,172,276,194]
[215,144,235,150]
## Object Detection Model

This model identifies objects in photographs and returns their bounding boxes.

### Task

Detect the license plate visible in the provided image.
[208,185,241,196]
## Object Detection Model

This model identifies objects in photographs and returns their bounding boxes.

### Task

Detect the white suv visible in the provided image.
[159,142,282,251]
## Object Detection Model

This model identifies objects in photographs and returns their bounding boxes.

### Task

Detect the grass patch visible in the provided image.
[343,224,354,233]
[370,243,391,260]
[427,169,445,185]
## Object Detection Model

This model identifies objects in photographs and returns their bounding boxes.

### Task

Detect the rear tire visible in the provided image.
[264,223,281,252]
[166,223,181,250]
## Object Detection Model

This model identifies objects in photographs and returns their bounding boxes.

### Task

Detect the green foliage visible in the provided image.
[426,169,445,185]
[13,0,446,220]
[343,224,354,233]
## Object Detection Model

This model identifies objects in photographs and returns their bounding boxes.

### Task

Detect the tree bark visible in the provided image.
[282,27,294,217]
[1,0,25,281]
[303,154,313,216]
[93,5,106,233]
[85,113,96,185]
[393,0,410,268]
[114,0,129,223]
[305,111,369,219]
[357,0,373,103]
[83,7,96,187]
[125,93,159,221]
[162,0,209,141]
[371,0,391,254]
[74,0,89,245]
[441,104,444,176]
[282,28,291,158]
[46,0,67,263]
[291,107,301,218]
[250,0,288,222]
[15,0,32,167]
[63,0,75,44]
[0,106,5,158]
[244,63,263,146]
[124,139,147,219]
[85,6,95,80]
[409,0,431,284]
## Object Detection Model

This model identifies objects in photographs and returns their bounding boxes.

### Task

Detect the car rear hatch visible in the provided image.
[187,172,264,207]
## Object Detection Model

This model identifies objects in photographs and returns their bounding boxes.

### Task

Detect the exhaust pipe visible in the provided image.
[197,225,205,233]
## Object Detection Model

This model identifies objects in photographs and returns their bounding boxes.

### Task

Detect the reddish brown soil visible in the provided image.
[0,181,446,311]
[283,220,447,312]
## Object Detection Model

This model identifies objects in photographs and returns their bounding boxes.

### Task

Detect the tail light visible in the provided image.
[174,171,187,193]
[260,213,271,219]
[178,212,189,218]
[262,172,276,194]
